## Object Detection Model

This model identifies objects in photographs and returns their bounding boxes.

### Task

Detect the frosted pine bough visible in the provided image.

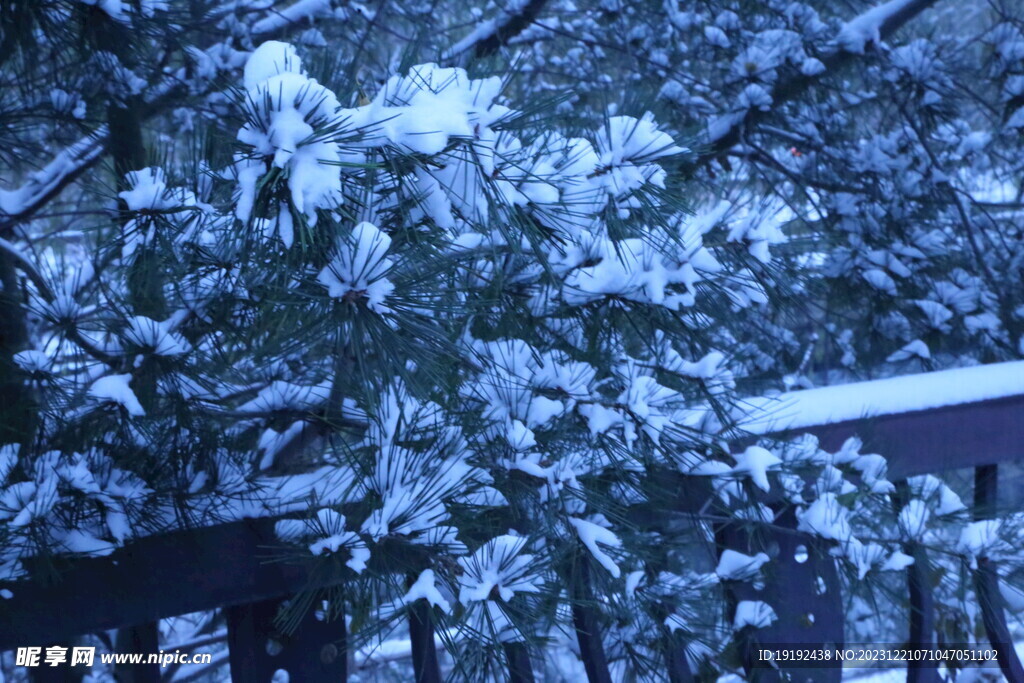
[4,27,1023,680]
[2,38,739,654]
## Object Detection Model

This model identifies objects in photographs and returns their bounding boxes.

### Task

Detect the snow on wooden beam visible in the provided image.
[741,362,1024,434]
[802,393,1024,479]
[1,364,1021,648]
[738,362,1024,478]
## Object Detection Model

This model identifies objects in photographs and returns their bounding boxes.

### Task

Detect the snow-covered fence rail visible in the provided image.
[739,361,1024,479]
[2,363,1023,681]
[731,362,1024,682]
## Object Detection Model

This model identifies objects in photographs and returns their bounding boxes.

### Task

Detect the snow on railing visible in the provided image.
[738,361,1024,436]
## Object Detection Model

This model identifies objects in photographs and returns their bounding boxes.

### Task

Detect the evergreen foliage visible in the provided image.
[2,0,1024,680]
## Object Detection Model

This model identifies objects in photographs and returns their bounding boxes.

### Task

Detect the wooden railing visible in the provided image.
[3,363,1023,681]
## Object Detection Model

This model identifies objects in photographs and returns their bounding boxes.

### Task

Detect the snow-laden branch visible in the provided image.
[443,0,550,61]
[837,0,933,54]
[696,0,939,168]
[0,236,118,365]
[0,127,108,228]
[0,70,185,231]
[251,0,335,37]
[0,1,343,232]
[0,237,49,294]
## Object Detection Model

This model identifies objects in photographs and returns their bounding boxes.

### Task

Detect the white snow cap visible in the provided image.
[796,493,852,542]
[124,316,191,356]
[715,549,769,580]
[236,42,342,231]
[837,0,918,54]
[403,568,452,614]
[88,374,145,416]
[458,534,541,603]
[733,600,777,630]
[317,222,396,313]
[569,517,623,578]
[275,508,370,573]
[119,168,173,211]
[731,446,783,492]
[244,41,304,90]
[596,112,685,166]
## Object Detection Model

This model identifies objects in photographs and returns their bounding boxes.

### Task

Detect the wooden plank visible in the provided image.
[894,481,943,683]
[663,629,695,683]
[740,362,1024,435]
[0,518,346,651]
[503,642,535,683]
[113,623,161,683]
[570,554,613,683]
[408,594,443,683]
[905,549,942,683]
[28,645,85,683]
[772,394,1024,479]
[0,389,1021,652]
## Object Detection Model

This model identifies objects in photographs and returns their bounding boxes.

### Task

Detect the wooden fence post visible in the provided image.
[226,593,347,682]
[503,641,535,683]
[904,549,942,683]
[663,627,695,683]
[570,553,613,683]
[113,622,161,683]
[407,586,442,683]
[893,480,942,683]
[28,643,84,683]
[972,465,1024,681]
[718,506,843,683]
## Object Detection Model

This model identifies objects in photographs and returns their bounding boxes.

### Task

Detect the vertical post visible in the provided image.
[972,465,1024,681]
[904,544,942,683]
[29,643,85,683]
[664,628,695,683]
[407,590,442,683]
[114,622,161,683]
[718,506,843,683]
[893,480,942,683]
[0,249,33,445]
[226,595,347,682]
[503,641,536,683]
[570,554,613,683]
